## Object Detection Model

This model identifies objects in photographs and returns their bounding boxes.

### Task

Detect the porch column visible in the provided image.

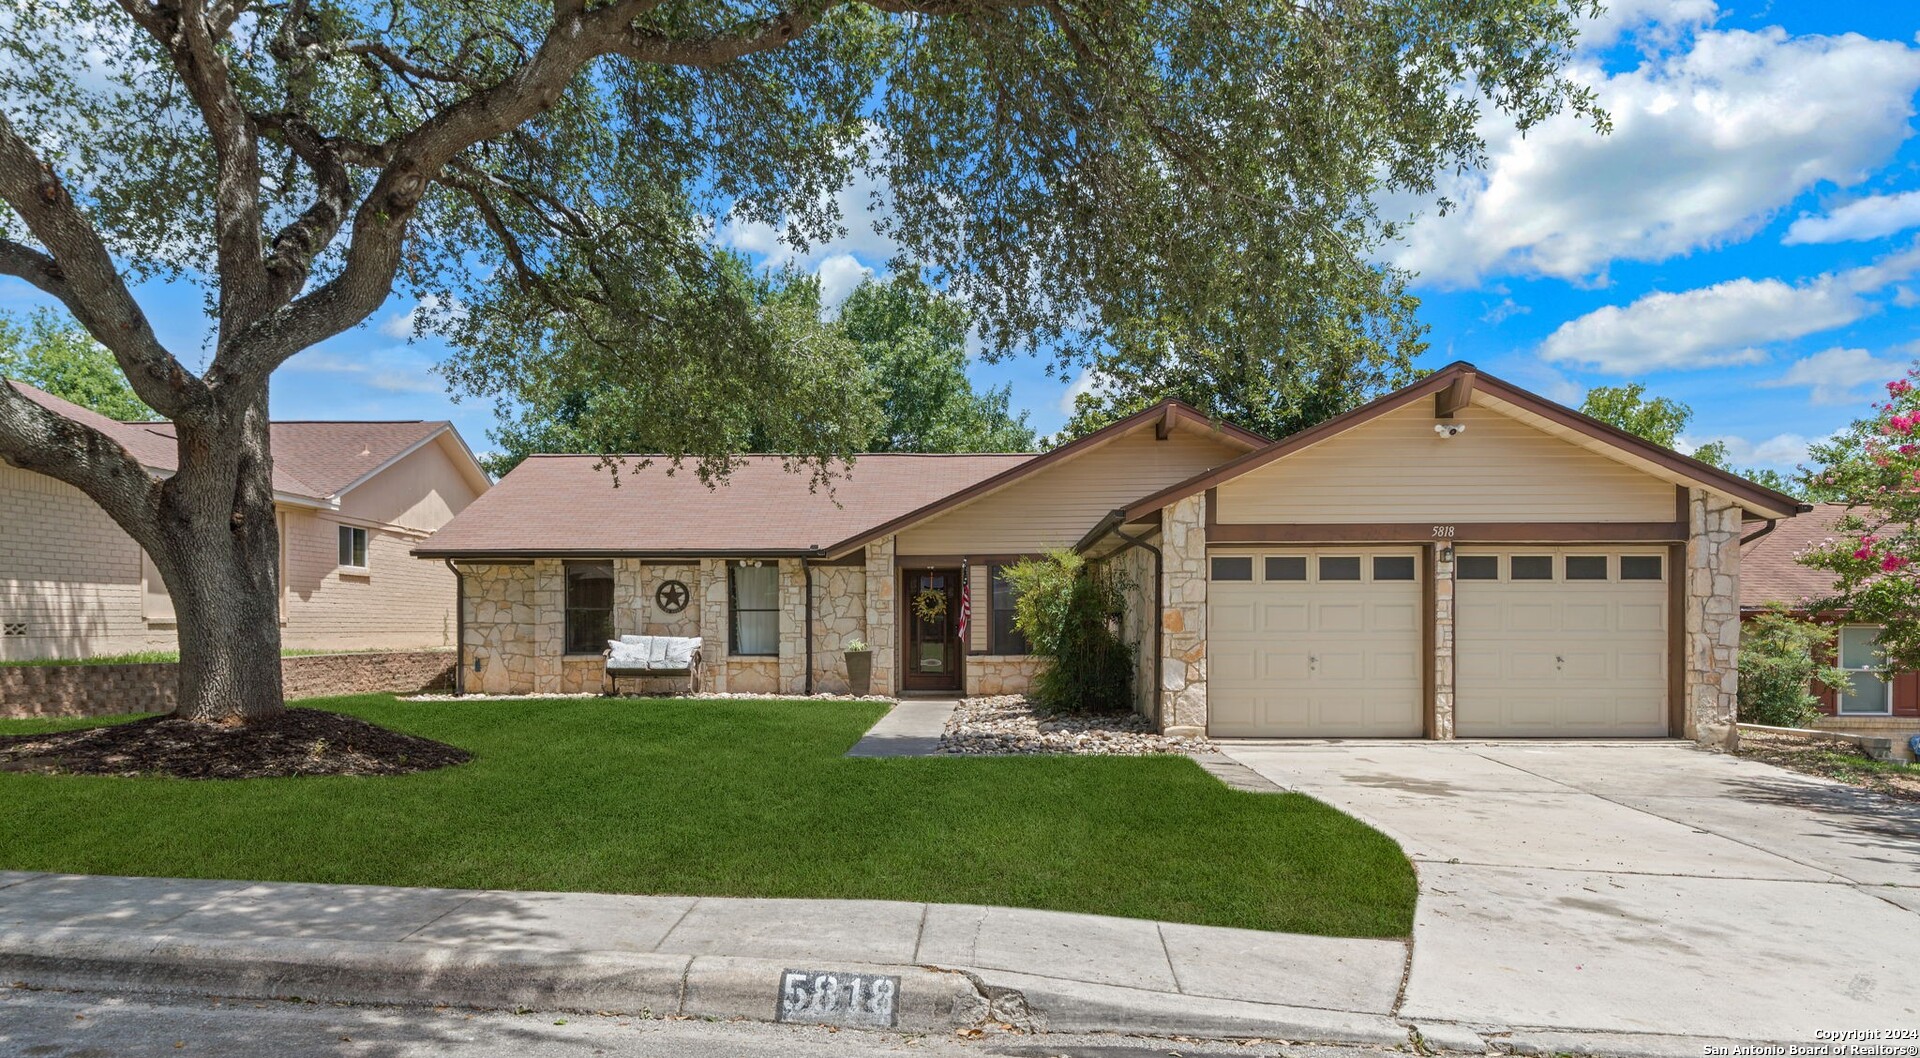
[1431,544,1456,739]
[699,559,728,693]
[1159,494,1207,736]
[864,536,897,696]
[1685,489,1742,748]
[778,558,807,694]
[531,558,564,695]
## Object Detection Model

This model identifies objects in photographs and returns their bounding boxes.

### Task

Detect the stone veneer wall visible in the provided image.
[1686,489,1743,747]
[1431,544,1456,739]
[965,655,1043,695]
[462,563,536,694]
[1158,495,1207,735]
[1,649,453,719]
[1101,540,1159,721]
[810,564,867,694]
[864,536,897,696]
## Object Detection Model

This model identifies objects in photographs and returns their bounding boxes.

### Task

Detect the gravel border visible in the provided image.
[940,694,1214,756]
[403,691,896,703]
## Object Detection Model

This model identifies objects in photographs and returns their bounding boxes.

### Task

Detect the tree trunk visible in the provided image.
[149,391,287,723]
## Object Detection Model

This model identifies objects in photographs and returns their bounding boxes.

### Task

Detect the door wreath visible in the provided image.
[911,587,948,623]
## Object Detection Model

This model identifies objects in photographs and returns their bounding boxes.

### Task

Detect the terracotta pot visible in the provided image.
[844,649,873,696]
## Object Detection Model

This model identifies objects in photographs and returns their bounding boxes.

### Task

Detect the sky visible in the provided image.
[5,0,1920,473]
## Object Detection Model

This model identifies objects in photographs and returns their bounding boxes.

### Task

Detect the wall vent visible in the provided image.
[2,622,27,636]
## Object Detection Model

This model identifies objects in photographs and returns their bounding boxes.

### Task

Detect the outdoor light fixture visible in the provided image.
[1434,423,1467,438]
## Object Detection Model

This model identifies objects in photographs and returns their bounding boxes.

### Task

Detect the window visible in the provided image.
[1457,554,1499,580]
[729,562,780,656]
[1319,556,1361,581]
[1210,556,1253,581]
[1621,555,1663,581]
[1510,555,1554,581]
[337,525,368,569]
[563,561,614,654]
[1264,556,1307,581]
[1565,555,1609,581]
[1372,555,1416,581]
[989,565,1030,655]
[1837,626,1892,715]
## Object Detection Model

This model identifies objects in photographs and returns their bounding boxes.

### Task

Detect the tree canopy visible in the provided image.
[0,309,153,420]
[1578,383,1799,497]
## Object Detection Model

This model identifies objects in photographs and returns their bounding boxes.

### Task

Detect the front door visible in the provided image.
[902,568,963,692]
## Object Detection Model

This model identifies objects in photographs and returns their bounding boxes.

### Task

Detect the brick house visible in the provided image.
[1,381,491,660]
[1741,503,1920,759]
[418,363,1804,748]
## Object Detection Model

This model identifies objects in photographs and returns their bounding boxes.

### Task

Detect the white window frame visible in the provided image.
[337,525,369,571]
[1836,624,1893,716]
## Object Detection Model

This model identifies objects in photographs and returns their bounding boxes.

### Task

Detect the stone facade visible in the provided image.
[1,649,454,719]
[462,562,537,694]
[1431,544,1456,740]
[1100,540,1160,722]
[1687,489,1743,748]
[864,536,897,696]
[1158,494,1208,735]
[810,564,868,694]
[966,655,1044,695]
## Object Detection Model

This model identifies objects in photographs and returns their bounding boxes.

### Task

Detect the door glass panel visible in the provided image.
[1372,556,1416,581]
[1264,556,1306,581]
[1565,555,1608,580]
[1510,555,1554,581]
[1456,555,1499,580]
[909,572,953,675]
[1319,556,1361,581]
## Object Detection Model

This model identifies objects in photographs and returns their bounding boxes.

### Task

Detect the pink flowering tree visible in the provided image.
[1800,370,1920,670]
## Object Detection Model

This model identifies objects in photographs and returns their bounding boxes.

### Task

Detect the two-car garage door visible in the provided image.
[1206,546,1670,739]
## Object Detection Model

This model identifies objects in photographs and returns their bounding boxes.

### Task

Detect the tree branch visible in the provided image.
[0,381,161,547]
[0,112,204,418]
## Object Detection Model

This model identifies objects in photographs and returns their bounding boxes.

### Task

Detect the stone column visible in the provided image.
[1159,494,1207,736]
[699,559,729,693]
[1686,489,1742,748]
[1432,544,1456,740]
[531,558,564,694]
[864,537,897,696]
[778,559,807,694]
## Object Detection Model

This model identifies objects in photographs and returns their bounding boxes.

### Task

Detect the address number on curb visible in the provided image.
[776,969,900,1028]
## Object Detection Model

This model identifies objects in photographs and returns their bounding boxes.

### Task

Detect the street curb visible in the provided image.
[0,926,1416,1046]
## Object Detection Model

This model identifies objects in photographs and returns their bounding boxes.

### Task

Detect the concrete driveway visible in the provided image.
[1220,741,1920,1045]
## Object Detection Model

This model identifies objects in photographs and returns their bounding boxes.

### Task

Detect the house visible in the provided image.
[1,381,491,660]
[417,362,1804,746]
[1741,503,1920,759]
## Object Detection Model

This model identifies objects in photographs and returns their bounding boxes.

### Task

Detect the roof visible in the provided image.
[1741,503,1852,610]
[7,379,472,505]
[414,453,1037,558]
[1120,362,1808,522]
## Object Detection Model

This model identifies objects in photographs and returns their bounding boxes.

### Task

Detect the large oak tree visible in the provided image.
[0,0,1600,723]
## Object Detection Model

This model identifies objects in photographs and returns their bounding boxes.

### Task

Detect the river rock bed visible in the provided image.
[941,694,1213,756]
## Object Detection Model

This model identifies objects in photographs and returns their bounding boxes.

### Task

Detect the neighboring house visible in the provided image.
[1741,503,1920,759]
[1,381,491,660]
[418,362,1803,747]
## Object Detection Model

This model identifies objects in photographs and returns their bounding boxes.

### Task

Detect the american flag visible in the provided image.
[957,567,970,642]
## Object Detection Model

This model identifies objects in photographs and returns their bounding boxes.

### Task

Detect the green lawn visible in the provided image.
[0,695,1417,937]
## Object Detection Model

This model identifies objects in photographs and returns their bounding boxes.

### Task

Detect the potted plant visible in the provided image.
[842,638,873,696]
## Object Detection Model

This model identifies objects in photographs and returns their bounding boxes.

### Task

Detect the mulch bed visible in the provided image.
[1737,728,1920,803]
[0,708,471,780]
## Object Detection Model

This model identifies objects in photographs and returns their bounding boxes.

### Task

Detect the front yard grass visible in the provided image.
[0,695,1416,937]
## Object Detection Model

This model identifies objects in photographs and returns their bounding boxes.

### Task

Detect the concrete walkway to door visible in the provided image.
[1221,741,1920,1048]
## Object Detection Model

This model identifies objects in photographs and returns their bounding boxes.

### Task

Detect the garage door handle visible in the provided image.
[1555,655,1564,668]
[1308,654,1318,669]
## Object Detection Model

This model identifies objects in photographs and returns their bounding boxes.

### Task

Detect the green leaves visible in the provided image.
[0,309,154,421]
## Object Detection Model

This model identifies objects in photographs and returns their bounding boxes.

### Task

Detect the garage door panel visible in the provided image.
[1212,601,1258,635]
[1314,602,1365,633]
[1262,652,1310,681]
[1456,549,1668,738]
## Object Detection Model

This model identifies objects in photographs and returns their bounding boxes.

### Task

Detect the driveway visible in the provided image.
[1220,741,1920,1044]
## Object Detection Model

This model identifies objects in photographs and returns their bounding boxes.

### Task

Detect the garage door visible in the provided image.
[1455,548,1669,738]
[1208,549,1423,738]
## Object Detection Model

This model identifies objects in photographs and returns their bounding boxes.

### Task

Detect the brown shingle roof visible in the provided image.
[1740,503,1854,610]
[7,379,452,502]
[415,453,1037,557]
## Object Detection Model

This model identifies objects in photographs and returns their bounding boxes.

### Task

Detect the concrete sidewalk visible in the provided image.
[0,871,1411,1045]
[845,699,956,757]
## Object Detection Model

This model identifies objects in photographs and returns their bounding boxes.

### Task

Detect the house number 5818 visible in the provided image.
[1432,525,1456,538]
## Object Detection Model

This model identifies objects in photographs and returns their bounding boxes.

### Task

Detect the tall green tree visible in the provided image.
[1579,383,1800,496]
[0,0,1603,724]
[0,308,153,420]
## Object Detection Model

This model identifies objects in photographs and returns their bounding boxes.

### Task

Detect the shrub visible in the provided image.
[1737,609,1851,729]
[1000,550,1135,714]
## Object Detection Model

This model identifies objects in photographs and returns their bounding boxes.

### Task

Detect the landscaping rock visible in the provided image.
[940,695,1213,756]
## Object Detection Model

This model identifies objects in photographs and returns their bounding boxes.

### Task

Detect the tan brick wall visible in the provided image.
[281,507,457,652]
[0,649,453,719]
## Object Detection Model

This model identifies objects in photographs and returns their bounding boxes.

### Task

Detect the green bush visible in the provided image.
[1737,609,1851,729]
[1001,550,1135,714]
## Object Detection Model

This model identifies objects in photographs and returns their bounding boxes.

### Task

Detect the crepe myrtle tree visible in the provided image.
[1800,369,1920,672]
[0,0,1602,725]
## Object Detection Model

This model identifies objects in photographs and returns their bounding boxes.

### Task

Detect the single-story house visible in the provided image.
[2,380,491,660]
[416,362,1804,746]
[1741,503,1919,759]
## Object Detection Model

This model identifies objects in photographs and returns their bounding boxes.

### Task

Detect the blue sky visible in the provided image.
[6,0,1920,472]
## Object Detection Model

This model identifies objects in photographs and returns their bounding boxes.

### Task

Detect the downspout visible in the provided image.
[443,559,465,697]
[803,556,815,696]
[1083,510,1164,726]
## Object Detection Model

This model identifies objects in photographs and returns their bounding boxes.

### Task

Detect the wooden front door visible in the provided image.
[902,568,963,692]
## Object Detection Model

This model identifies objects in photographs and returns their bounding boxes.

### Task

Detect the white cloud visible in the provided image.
[1058,368,1111,415]
[1682,431,1824,470]
[1761,345,1909,405]
[378,294,461,340]
[1538,247,1920,372]
[1579,0,1720,52]
[1394,23,1920,286]
[286,349,446,395]
[1783,189,1920,244]
[815,254,873,315]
